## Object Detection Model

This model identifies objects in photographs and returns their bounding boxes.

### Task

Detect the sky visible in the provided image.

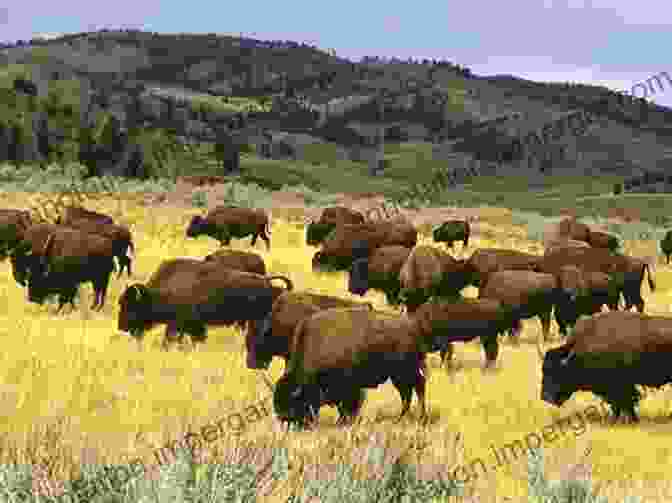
[1,0,671,109]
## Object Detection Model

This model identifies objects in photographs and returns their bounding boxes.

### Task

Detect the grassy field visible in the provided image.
[227,150,672,228]
[0,191,671,501]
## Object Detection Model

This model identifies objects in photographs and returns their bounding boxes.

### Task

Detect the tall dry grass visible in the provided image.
[0,191,671,501]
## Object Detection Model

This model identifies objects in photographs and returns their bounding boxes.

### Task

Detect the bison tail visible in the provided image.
[268,275,293,291]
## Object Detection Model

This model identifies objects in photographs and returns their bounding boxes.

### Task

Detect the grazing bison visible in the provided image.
[587,230,620,252]
[186,206,271,249]
[11,223,68,287]
[117,259,292,349]
[56,206,115,225]
[305,206,365,246]
[348,244,412,304]
[411,298,513,368]
[313,221,417,272]
[552,265,622,337]
[398,245,471,312]
[25,228,117,311]
[465,248,540,287]
[540,311,672,422]
[478,268,585,343]
[432,220,470,249]
[204,249,266,275]
[661,230,672,264]
[273,307,427,427]
[535,247,655,313]
[60,219,135,277]
[246,291,374,371]
[0,209,32,259]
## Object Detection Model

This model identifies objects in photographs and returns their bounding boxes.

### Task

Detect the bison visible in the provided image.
[535,246,655,313]
[555,217,591,243]
[478,268,587,343]
[11,223,70,287]
[411,298,514,369]
[313,221,417,272]
[246,291,374,371]
[540,311,672,422]
[186,206,271,249]
[273,306,427,427]
[587,230,620,252]
[56,205,115,226]
[204,249,266,275]
[465,248,540,288]
[60,219,135,277]
[0,209,32,259]
[348,244,412,304]
[305,206,365,246]
[432,219,470,250]
[117,259,292,350]
[661,230,672,264]
[398,245,471,312]
[552,265,622,337]
[25,228,117,311]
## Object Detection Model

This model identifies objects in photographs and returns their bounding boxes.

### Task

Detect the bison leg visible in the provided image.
[539,310,552,341]
[481,334,499,370]
[117,255,132,277]
[57,286,78,313]
[440,343,454,367]
[597,384,640,423]
[508,320,522,345]
[391,355,427,423]
[92,267,113,311]
[162,323,180,351]
[335,389,366,425]
[261,230,271,250]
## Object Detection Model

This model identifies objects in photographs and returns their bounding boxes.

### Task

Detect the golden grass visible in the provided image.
[0,191,672,501]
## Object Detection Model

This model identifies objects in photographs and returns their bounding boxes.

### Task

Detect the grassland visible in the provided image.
[0,190,671,501]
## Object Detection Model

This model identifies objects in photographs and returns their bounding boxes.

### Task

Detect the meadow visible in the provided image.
[1,190,672,502]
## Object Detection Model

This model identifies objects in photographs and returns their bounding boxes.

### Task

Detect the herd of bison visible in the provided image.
[2,203,672,428]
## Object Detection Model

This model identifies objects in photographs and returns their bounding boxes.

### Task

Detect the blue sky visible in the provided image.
[2,0,671,108]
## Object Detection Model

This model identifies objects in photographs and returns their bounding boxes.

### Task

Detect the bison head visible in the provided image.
[306,222,334,246]
[10,241,39,286]
[118,284,154,336]
[540,346,578,406]
[273,374,319,427]
[186,216,206,238]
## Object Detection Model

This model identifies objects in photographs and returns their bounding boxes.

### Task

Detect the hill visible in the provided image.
[1,29,672,224]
